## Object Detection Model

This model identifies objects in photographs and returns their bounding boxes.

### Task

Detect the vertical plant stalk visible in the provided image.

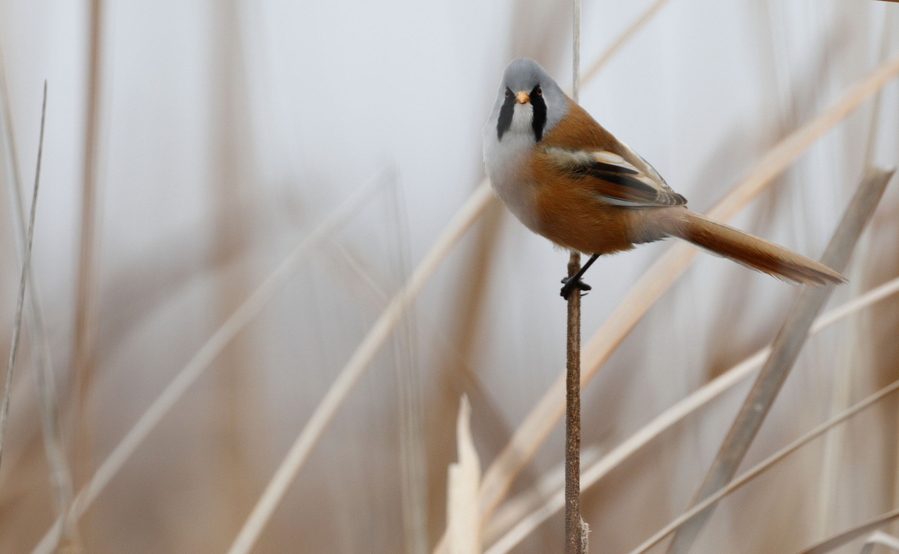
[667,166,895,554]
[71,0,104,517]
[0,81,46,469]
[565,253,584,554]
[565,1,586,552]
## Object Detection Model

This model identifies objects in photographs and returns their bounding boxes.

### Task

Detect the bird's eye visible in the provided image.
[536,86,543,96]
[505,89,511,98]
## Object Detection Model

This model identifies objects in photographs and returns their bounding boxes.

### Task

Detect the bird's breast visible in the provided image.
[485,146,544,233]
[484,114,545,233]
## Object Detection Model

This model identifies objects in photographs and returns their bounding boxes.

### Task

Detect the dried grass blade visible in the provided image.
[0,49,73,523]
[224,183,494,554]
[0,81,47,466]
[0,81,46,470]
[667,167,895,554]
[627,377,899,554]
[483,273,899,554]
[27,177,387,554]
[447,396,481,554]
[794,509,899,554]
[474,55,899,533]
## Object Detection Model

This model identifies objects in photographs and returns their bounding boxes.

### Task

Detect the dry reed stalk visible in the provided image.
[486,445,603,544]
[667,167,894,554]
[565,252,584,554]
[483,273,899,554]
[71,0,104,509]
[0,81,46,470]
[66,3,105,547]
[224,183,494,554]
[627,376,899,554]
[794,509,899,554]
[27,178,387,554]
[471,54,899,535]
[446,396,481,554]
[0,47,73,525]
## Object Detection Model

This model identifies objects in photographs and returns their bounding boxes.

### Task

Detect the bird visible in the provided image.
[482,58,845,299]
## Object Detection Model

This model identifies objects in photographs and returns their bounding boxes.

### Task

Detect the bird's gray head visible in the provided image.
[487,58,569,143]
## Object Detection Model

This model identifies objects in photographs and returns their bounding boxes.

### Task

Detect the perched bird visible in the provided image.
[483,58,845,298]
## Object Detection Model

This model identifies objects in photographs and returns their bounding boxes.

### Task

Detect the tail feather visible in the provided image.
[667,210,845,286]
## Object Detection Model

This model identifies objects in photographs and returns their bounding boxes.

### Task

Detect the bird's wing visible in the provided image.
[543,146,687,208]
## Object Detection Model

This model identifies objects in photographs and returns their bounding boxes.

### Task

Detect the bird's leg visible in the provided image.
[560,253,600,299]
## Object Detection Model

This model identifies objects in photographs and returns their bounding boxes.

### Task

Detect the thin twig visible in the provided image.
[28,176,388,554]
[565,252,583,554]
[667,167,895,554]
[0,80,46,470]
[482,274,899,554]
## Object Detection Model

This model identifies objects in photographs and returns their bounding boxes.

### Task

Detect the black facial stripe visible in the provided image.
[530,84,547,142]
[496,87,515,141]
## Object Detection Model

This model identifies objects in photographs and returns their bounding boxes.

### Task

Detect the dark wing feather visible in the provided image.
[545,147,687,208]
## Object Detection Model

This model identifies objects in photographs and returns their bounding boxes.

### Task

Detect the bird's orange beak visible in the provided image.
[515,91,530,104]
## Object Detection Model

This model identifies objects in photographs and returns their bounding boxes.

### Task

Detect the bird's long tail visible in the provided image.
[665,209,845,285]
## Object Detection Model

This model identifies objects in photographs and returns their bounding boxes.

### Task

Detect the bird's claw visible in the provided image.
[560,277,592,299]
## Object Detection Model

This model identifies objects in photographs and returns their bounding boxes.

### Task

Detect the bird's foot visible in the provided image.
[560,276,592,299]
